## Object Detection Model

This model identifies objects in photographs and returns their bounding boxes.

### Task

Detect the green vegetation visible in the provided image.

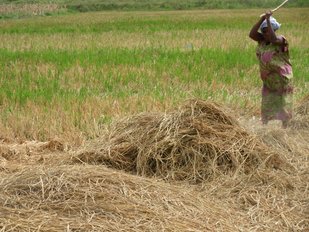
[0,8,308,142]
[0,0,309,19]
[2,0,309,9]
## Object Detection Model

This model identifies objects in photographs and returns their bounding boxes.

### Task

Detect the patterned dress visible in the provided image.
[256,37,293,123]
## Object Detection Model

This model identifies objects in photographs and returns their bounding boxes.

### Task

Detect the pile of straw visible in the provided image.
[0,139,69,175]
[290,94,309,129]
[75,99,285,182]
[0,165,247,231]
[295,94,309,116]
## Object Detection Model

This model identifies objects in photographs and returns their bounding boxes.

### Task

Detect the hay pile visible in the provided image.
[295,94,309,116]
[0,139,68,174]
[0,165,248,231]
[75,99,285,182]
[237,123,309,231]
[290,94,309,129]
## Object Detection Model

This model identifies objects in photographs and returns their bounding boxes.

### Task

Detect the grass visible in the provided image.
[1,0,308,15]
[2,2,309,20]
[0,8,308,143]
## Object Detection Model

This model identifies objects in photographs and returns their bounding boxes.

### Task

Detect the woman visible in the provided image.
[249,11,293,128]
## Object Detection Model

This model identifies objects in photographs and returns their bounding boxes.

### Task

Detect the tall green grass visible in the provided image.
[0,8,308,142]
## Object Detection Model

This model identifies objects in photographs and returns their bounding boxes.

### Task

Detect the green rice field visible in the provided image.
[0,7,308,143]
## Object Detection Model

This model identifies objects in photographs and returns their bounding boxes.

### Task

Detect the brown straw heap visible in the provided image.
[290,94,309,129]
[75,99,284,182]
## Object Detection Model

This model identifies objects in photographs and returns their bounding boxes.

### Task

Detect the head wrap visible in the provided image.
[260,16,281,31]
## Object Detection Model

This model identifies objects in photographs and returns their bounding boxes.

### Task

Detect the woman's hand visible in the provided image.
[260,10,272,20]
[265,10,273,19]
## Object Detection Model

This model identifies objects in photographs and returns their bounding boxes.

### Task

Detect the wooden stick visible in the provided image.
[260,0,289,17]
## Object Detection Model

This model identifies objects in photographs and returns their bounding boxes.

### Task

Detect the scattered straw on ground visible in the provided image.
[0,165,248,231]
